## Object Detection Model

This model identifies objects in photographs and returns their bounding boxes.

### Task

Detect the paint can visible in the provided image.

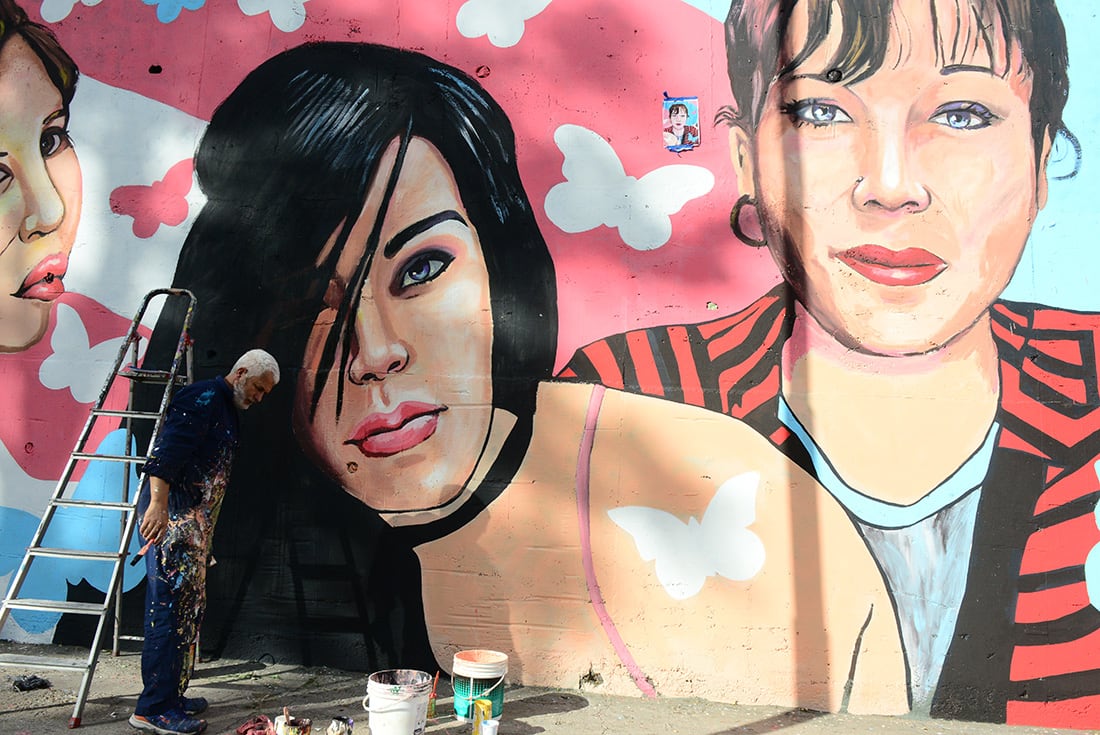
[274,714,312,735]
[452,650,508,722]
[326,716,354,735]
[361,669,432,735]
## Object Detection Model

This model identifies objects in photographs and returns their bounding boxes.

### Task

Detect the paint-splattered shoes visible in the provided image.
[129,709,208,735]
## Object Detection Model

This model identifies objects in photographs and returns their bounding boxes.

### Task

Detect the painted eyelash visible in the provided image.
[393,249,454,292]
[779,98,834,128]
[935,101,996,121]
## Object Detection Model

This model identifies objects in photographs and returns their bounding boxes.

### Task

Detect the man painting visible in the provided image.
[129,349,279,735]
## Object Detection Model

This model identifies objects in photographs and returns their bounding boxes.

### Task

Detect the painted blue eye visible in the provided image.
[397,251,453,290]
[930,102,996,130]
[783,99,853,127]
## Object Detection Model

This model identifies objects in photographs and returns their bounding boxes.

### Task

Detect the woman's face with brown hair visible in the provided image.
[0,36,81,352]
[735,0,1049,357]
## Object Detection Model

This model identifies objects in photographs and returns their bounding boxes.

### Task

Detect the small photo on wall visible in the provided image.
[663,96,700,151]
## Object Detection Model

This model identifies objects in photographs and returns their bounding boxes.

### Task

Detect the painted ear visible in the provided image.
[727,125,757,200]
[1037,129,1053,210]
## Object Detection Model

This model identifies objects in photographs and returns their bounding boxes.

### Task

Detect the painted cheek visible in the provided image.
[58,156,83,243]
[0,192,21,248]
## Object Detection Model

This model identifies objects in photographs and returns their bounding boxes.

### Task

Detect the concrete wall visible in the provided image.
[1,0,1099,728]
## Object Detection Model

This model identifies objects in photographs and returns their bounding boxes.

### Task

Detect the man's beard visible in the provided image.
[233,379,250,410]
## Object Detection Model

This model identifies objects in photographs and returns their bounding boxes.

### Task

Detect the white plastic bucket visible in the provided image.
[362,669,433,735]
[452,650,508,722]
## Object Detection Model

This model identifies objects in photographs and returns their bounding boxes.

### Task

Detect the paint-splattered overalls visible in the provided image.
[133,377,239,718]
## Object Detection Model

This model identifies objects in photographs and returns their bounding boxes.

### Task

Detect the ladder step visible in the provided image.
[118,367,187,385]
[71,452,148,463]
[52,499,135,511]
[3,599,106,615]
[0,652,88,671]
[90,409,160,419]
[29,547,122,561]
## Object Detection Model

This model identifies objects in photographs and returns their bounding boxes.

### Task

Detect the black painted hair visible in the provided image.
[152,41,556,419]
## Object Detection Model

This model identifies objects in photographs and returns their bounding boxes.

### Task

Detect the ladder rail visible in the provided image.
[110,296,196,656]
[113,335,141,656]
[0,288,197,729]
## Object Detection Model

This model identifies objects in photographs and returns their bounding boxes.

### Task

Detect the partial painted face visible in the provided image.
[0,37,81,353]
[233,370,276,410]
[293,137,494,512]
[748,0,1046,356]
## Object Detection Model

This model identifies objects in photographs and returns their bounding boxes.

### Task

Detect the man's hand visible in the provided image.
[140,477,171,544]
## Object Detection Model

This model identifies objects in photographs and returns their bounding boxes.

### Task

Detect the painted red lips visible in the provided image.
[344,401,447,457]
[15,253,68,301]
[837,245,947,287]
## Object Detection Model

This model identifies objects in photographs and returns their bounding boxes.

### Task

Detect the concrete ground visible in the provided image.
[0,641,1092,735]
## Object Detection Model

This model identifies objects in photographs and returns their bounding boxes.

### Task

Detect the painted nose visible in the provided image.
[347,296,410,384]
[854,130,931,214]
[19,161,66,242]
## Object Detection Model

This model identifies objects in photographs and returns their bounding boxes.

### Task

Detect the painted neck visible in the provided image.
[781,301,1001,398]
[780,302,1001,504]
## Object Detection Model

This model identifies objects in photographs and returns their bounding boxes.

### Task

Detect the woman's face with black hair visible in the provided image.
[292,137,495,512]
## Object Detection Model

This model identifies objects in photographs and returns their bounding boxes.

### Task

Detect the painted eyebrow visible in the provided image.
[382,210,468,259]
[941,63,995,76]
[785,72,838,83]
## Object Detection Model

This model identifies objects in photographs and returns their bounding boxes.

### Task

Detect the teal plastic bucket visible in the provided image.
[452,650,508,722]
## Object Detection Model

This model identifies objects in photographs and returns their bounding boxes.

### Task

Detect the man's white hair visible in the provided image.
[232,349,280,383]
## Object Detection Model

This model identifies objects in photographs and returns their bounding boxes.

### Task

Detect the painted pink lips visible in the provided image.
[837,245,947,287]
[15,253,68,301]
[345,401,447,458]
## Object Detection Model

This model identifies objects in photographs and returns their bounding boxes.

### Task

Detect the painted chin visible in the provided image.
[0,300,51,351]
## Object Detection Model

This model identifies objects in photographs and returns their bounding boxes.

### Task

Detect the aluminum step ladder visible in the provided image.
[0,288,196,728]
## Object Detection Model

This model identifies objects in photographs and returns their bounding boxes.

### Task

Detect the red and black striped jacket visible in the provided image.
[558,285,1100,729]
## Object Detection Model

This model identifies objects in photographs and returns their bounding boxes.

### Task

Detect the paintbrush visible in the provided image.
[129,538,154,566]
[427,670,440,718]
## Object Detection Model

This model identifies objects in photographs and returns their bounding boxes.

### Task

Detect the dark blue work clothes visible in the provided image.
[134,377,239,717]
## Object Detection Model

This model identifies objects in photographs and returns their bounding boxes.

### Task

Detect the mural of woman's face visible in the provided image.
[293,137,495,512]
[0,36,81,353]
[743,0,1048,357]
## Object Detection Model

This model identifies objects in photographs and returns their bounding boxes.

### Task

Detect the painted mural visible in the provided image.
[1,0,1099,729]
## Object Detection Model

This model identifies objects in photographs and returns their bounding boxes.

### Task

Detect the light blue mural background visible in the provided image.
[687,0,1100,312]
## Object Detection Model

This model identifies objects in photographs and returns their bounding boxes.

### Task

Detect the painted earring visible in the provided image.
[729,194,767,248]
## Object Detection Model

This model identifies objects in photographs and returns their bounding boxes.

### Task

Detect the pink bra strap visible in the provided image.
[576,384,657,697]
